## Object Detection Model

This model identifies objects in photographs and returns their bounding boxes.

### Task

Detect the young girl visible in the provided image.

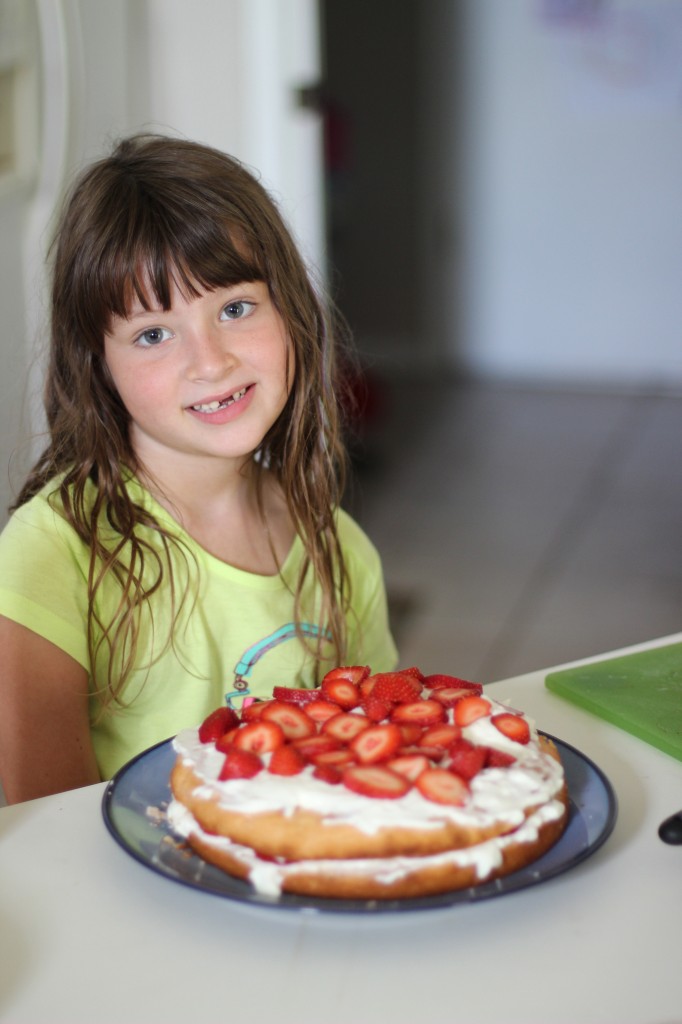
[0,134,397,804]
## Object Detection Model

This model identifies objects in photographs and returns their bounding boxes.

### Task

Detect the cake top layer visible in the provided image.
[172,667,564,835]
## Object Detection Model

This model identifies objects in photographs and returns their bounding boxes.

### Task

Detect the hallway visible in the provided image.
[349,378,682,683]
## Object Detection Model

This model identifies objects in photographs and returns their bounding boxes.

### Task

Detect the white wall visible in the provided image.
[459,0,682,389]
[133,0,325,273]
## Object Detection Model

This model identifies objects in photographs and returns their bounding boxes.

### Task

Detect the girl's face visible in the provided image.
[104,279,294,477]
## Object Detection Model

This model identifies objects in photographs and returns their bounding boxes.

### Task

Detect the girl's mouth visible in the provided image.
[190,387,249,413]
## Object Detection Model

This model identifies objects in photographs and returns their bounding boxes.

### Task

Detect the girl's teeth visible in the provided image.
[193,388,247,413]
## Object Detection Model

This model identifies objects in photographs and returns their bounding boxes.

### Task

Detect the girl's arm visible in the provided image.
[0,616,101,804]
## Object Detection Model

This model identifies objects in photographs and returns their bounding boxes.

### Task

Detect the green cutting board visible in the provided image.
[545,642,682,762]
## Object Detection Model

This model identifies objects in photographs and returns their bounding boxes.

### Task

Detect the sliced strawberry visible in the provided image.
[390,699,446,728]
[310,747,356,768]
[219,747,263,780]
[320,677,361,710]
[413,744,448,762]
[322,665,371,686]
[486,747,517,769]
[342,764,410,799]
[397,666,426,683]
[398,742,445,761]
[416,768,469,806]
[447,739,487,780]
[241,700,273,722]
[361,694,392,722]
[453,695,492,727]
[233,720,284,755]
[272,686,317,706]
[398,723,425,745]
[322,711,371,743]
[261,700,317,740]
[370,672,423,705]
[359,677,376,699]
[350,723,402,764]
[292,733,341,761]
[424,674,482,695]
[431,686,486,709]
[491,713,531,745]
[198,706,240,743]
[313,764,342,785]
[387,753,430,782]
[304,699,345,724]
[215,728,240,753]
[268,744,306,776]
[419,723,462,749]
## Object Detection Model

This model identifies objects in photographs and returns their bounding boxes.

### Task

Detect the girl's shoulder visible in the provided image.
[5,473,72,527]
[2,471,151,542]
[0,475,83,571]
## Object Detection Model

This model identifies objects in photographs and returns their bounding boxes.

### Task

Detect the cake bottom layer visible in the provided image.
[167,791,568,900]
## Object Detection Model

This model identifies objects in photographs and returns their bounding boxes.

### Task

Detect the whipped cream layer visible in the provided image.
[166,796,566,897]
[171,696,564,837]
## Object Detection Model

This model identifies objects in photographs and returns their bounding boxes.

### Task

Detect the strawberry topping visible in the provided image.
[390,699,446,728]
[219,747,263,780]
[387,753,431,782]
[361,693,393,722]
[303,699,346,724]
[241,700,272,722]
[350,723,402,764]
[233,720,284,755]
[322,711,371,742]
[272,686,317,705]
[446,739,487,780]
[342,764,411,799]
[491,712,531,745]
[193,663,539,808]
[261,700,317,740]
[486,748,517,769]
[312,764,343,785]
[291,733,341,761]
[198,706,240,743]
[320,677,361,710]
[397,666,426,683]
[268,744,306,776]
[416,768,469,806]
[453,695,492,727]
[322,665,371,686]
[424,674,482,694]
[419,723,462,749]
[369,671,423,705]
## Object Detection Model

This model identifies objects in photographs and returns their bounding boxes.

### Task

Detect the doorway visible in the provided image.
[319,0,465,376]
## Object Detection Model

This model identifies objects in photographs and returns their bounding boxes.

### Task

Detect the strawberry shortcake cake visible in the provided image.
[167,667,568,900]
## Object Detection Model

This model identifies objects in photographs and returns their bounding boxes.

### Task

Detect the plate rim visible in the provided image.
[101,732,618,914]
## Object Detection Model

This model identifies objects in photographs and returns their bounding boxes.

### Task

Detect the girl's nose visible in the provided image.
[185,324,236,381]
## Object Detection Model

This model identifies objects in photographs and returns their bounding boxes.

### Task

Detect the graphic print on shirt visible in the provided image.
[226,623,331,707]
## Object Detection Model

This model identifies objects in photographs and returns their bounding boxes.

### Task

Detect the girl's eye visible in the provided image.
[220,300,255,321]
[135,326,172,347]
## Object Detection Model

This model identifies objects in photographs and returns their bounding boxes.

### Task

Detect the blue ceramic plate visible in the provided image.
[102,735,617,914]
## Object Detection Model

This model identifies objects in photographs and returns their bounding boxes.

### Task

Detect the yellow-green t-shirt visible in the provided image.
[0,476,397,778]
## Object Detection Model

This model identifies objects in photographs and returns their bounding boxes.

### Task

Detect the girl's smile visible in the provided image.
[104,280,293,477]
[189,384,250,416]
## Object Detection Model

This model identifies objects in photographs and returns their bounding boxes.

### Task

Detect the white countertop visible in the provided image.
[1,634,681,1024]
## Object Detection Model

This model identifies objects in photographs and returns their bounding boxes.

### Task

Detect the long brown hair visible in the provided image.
[15,133,351,706]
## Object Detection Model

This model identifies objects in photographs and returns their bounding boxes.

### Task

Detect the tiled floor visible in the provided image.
[347,376,682,684]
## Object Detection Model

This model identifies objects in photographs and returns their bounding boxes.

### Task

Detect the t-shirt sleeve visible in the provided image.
[0,495,90,669]
[336,510,399,671]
